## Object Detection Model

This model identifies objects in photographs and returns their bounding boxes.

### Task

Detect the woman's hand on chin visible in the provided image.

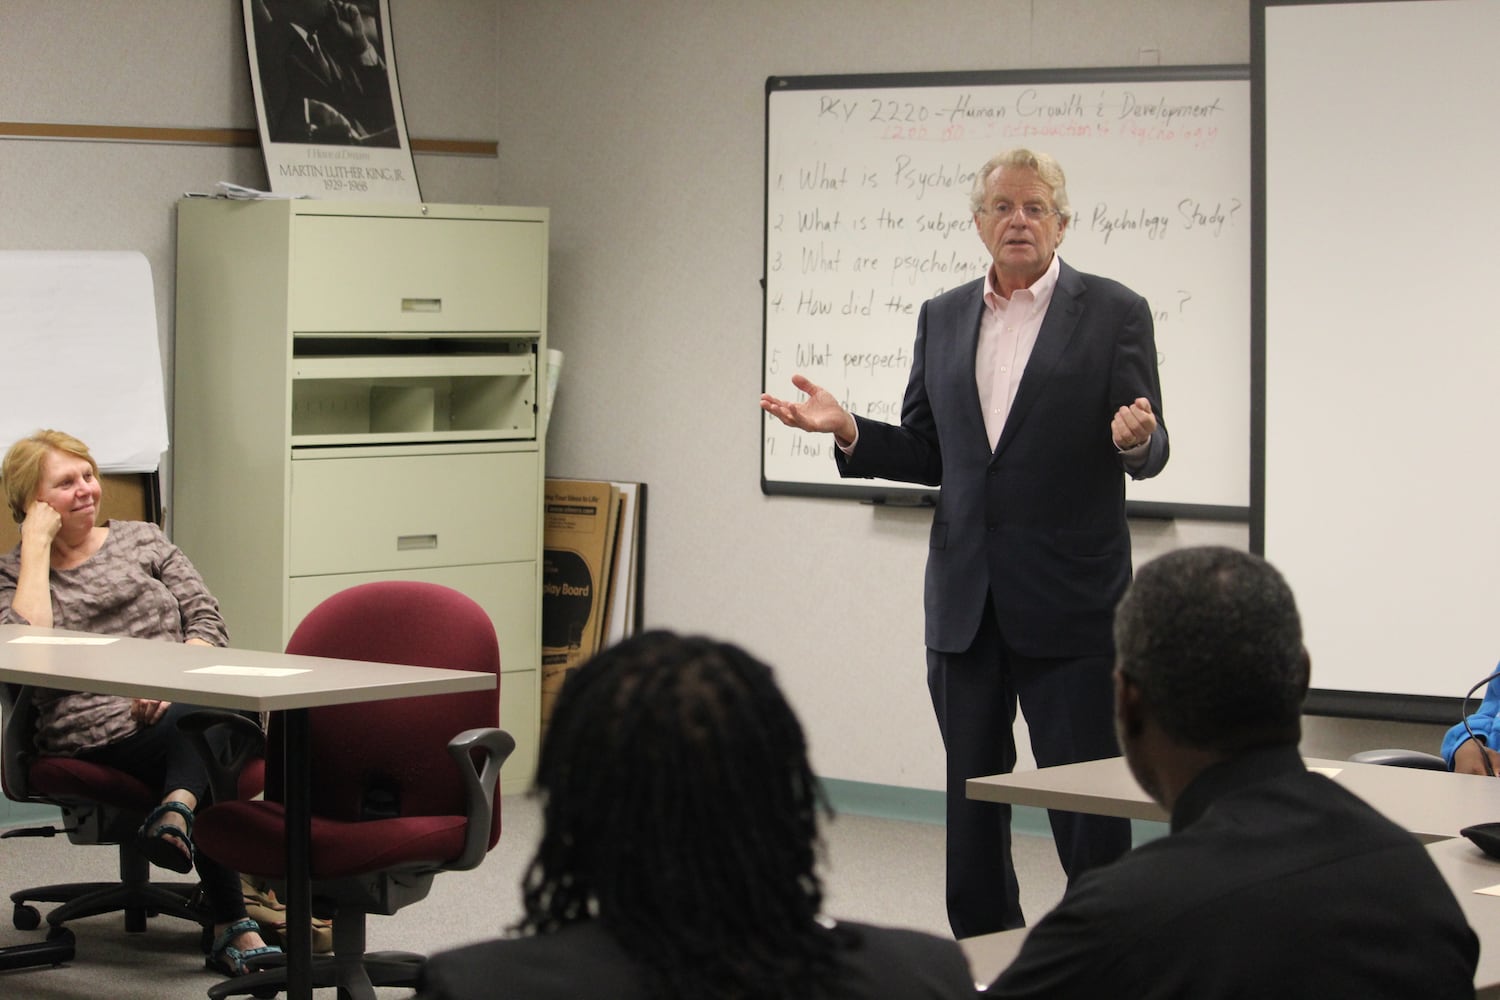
[20,501,61,549]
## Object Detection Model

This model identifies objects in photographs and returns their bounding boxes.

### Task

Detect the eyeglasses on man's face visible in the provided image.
[977,202,1059,223]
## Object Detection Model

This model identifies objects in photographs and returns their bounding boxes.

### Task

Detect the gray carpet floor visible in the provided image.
[0,795,1067,998]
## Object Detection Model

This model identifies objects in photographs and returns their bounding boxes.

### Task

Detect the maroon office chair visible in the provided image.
[192,581,513,1000]
[0,682,264,939]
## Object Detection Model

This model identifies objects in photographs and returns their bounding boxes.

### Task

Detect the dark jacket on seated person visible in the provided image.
[989,745,1479,999]
[419,918,977,1000]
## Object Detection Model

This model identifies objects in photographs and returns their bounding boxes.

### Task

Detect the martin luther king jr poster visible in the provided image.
[244,0,420,200]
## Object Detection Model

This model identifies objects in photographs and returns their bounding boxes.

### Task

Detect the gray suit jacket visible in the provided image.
[838,258,1167,657]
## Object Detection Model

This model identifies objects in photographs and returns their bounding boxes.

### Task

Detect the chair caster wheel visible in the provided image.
[125,906,147,933]
[12,904,40,931]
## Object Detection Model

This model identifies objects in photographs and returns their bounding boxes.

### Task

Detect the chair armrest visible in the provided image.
[445,727,516,871]
[177,710,267,804]
[1348,748,1448,770]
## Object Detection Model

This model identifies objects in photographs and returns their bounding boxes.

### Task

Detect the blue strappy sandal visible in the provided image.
[206,918,283,977]
[135,800,196,874]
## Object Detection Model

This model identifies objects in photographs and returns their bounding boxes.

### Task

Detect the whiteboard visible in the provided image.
[762,68,1250,518]
[1257,0,1500,718]
[0,251,169,472]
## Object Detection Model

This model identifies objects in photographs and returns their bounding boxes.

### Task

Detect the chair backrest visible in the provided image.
[0,683,36,801]
[267,581,502,843]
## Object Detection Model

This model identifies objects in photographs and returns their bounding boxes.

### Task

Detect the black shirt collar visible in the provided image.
[1170,744,1305,834]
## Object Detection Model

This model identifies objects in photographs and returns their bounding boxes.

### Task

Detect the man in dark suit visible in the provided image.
[253,0,399,147]
[988,546,1479,998]
[762,148,1167,938]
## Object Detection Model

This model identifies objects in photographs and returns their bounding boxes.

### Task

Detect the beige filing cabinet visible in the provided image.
[172,199,546,793]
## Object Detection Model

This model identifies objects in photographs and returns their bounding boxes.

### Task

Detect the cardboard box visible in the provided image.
[541,479,620,726]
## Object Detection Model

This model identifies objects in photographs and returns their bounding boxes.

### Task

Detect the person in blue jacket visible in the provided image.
[1443,668,1500,774]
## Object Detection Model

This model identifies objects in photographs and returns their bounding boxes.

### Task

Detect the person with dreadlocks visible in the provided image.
[416,630,978,1000]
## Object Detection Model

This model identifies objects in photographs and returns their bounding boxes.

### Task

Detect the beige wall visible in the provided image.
[0,0,503,452]
[0,0,1447,792]
[485,0,1447,782]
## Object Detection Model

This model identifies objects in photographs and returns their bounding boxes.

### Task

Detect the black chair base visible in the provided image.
[12,878,205,934]
[207,949,423,1000]
[9,834,207,935]
[0,927,75,972]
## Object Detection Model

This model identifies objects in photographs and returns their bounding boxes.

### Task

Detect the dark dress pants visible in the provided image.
[927,600,1132,938]
[76,701,247,923]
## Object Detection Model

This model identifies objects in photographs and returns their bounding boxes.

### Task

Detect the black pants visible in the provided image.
[76,702,247,925]
[927,600,1132,938]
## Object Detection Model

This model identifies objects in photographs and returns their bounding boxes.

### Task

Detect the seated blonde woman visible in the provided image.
[0,429,278,977]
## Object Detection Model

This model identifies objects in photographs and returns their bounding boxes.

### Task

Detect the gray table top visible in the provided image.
[0,624,493,711]
[968,754,1500,844]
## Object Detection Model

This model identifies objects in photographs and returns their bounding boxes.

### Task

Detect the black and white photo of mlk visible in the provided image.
[249,0,401,147]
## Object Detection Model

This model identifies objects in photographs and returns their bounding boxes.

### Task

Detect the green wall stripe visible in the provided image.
[820,777,1167,846]
[3,778,1169,845]
[0,798,62,830]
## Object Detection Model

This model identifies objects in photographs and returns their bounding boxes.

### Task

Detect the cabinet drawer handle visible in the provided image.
[397,534,438,551]
[401,297,442,313]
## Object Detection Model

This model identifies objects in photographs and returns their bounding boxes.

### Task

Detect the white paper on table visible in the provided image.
[188,665,310,678]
